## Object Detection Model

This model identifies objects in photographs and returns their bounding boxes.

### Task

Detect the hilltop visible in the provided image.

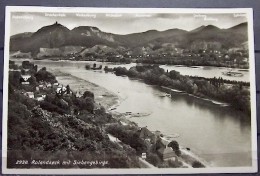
[10,22,248,57]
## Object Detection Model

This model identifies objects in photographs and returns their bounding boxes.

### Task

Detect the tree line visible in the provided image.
[112,65,251,116]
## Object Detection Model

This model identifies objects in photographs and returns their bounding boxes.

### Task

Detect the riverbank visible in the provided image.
[47,68,120,110]
[161,86,229,107]
[48,68,209,168]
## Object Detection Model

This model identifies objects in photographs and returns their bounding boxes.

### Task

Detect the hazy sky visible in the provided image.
[10,11,248,36]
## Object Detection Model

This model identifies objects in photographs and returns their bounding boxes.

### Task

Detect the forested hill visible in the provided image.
[8,61,140,168]
[10,22,248,56]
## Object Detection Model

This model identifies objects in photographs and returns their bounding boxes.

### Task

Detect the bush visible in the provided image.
[35,68,56,83]
[113,67,128,76]
[192,161,205,168]
[106,125,148,155]
[83,90,94,99]
[73,97,94,113]
[40,101,67,114]
[146,153,161,167]
[167,159,183,168]
[168,140,180,151]
[9,71,21,88]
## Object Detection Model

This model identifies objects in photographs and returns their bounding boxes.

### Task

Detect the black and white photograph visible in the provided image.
[2,6,257,174]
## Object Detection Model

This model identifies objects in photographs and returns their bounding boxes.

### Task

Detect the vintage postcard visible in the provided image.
[2,6,257,174]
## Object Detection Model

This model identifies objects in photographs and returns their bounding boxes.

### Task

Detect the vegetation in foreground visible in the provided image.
[8,61,140,168]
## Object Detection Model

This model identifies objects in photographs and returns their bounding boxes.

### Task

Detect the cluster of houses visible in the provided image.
[9,60,77,101]
[138,127,177,161]
[22,80,72,101]
[14,67,73,101]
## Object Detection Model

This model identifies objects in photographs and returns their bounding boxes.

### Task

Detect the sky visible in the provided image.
[9,11,248,36]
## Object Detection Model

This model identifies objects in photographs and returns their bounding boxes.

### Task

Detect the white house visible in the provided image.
[21,75,31,81]
[76,91,82,98]
[56,86,67,95]
[46,83,52,88]
[36,96,44,101]
[25,92,34,99]
[21,75,31,85]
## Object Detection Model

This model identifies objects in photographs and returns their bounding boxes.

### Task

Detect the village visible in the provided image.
[11,44,249,69]
[9,60,86,102]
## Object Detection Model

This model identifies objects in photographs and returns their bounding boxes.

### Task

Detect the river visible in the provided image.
[13,59,252,167]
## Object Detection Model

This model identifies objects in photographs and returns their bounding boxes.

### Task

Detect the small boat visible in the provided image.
[165,93,171,98]
[222,70,243,77]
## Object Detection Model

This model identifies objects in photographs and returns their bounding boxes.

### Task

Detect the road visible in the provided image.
[107,133,156,168]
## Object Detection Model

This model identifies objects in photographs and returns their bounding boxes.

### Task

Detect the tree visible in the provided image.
[21,69,26,75]
[168,140,179,151]
[128,67,138,77]
[66,85,71,94]
[9,71,21,88]
[169,70,181,80]
[83,91,94,99]
[113,67,128,76]
[85,97,95,113]
[35,68,56,83]
[28,75,37,86]
[146,153,161,167]
[192,161,204,168]
[22,61,30,69]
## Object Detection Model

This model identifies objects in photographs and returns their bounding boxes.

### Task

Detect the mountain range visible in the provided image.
[10,22,248,56]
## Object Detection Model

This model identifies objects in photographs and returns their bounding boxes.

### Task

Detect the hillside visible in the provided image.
[8,63,140,168]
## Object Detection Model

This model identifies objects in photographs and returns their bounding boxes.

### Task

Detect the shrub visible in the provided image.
[83,90,94,99]
[35,68,56,83]
[40,101,67,114]
[146,153,161,167]
[192,161,205,168]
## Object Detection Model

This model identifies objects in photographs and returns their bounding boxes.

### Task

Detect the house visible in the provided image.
[21,75,31,81]
[53,82,59,86]
[139,127,153,138]
[156,138,177,161]
[76,91,82,98]
[56,85,67,96]
[156,137,169,149]
[46,83,52,88]
[53,82,59,89]
[157,147,177,161]
[35,94,46,101]
[23,69,30,73]
[36,96,44,101]
[139,127,157,144]
[21,75,31,85]
[243,57,249,62]
[24,92,34,99]
[39,84,44,89]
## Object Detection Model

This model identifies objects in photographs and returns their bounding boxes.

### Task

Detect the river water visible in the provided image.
[13,59,252,167]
